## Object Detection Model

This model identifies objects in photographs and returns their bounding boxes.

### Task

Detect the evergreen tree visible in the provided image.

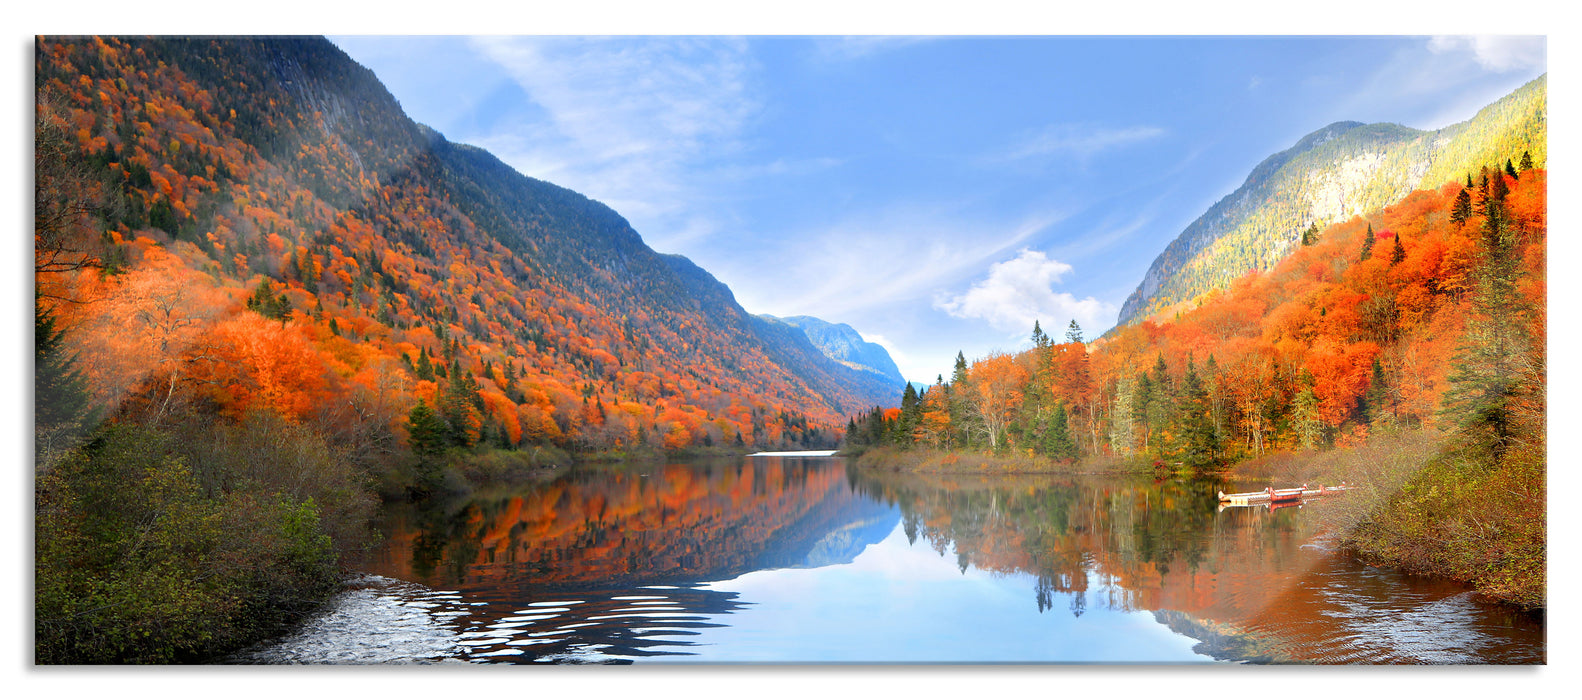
[948,351,974,447]
[1364,357,1393,427]
[1450,187,1473,225]
[1065,319,1084,344]
[1505,158,1518,179]
[1519,150,1534,171]
[246,280,291,321]
[1360,223,1375,262]
[895,383,921,446]
[1031,321,1049,349]
[438,367,482,448]
[1044,402,1078,461]
[1142,356,1174,458]
[1176,359,1220,472]
[1291,386,1323,450]
[1301,222,1319,246]
[1440,192,1532,460]
[35,300,89,430]
[405,400,449,457]
[1109,375,1136,456]
[36,299,95,469]
[1390,231,1406,265]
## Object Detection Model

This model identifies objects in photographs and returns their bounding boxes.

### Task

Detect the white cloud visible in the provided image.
[1428,35,1546,73]
[934,249,1116,336]
[726,205,1065,321]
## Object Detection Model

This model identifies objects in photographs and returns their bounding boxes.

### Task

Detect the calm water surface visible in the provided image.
[241,455,1543,664]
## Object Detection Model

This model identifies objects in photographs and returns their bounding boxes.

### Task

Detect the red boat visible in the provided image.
[1269,487,1304,503]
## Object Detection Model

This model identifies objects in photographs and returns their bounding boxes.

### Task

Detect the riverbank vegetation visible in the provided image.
[32,37,842,663]
[844,163,1545,608]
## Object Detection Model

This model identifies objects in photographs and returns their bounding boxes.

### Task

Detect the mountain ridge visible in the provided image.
[35,35,898,460]
[1116,74,1546,329]
[758,314,907,385]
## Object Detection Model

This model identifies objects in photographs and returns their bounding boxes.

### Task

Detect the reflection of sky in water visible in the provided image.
[249,459,1543,665]
[673,524,1211,663]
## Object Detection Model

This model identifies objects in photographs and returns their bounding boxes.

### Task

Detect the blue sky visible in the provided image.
[328,34,1544,384]
[683,522,1208,663]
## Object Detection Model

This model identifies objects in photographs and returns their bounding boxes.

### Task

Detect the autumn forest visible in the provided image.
[32,35,1546,665]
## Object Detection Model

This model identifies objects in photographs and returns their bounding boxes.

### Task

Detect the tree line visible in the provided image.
[847,155,1545,478]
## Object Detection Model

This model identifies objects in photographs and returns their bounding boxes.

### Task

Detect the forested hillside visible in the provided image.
[858,162,1543,467]
[852,161,1545,605]
[34,36,895,465]
[1117,75,1546,328]
[32,35,898,662]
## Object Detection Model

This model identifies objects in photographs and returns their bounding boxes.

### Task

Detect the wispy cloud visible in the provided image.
[933,249,1116,336]
[809,36,942,63]
[994,123,1166,165]
[1320,36,1546,130]
[465,36,759,247]
[723,204,1066,321]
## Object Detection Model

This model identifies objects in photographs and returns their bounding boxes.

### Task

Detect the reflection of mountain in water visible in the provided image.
[350,457,898,663]
[800,508,900,569]
[364,457,897,599]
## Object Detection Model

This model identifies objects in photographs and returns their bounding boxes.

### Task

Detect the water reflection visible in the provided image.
[343,456,1541,664]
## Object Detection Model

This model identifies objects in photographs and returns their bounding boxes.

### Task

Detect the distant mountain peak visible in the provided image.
[759,314,906,386]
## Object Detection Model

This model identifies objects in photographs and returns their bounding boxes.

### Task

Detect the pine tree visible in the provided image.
[1364,357,1393,427]
[1031,321,1049,349]
[949,351,974,447]
[895,383,921,446]
[1044,402,1078,461]
[1360,223,1375,262]
[246,280,291,321]
[1450,187,1473,225]
[1065,320,1084,344]
[1109,375,1136,456]
[1505,158,1518,179]
[1176,358,1220,472]
[438,367,483,448]
[36,298,94,469]
[1390,231,1406,265]
[1291,387,1323,450]
[405,400,448,457]
[1440,192,1532,461]
[1519,150,1534,171]
[1301,222,1319,246]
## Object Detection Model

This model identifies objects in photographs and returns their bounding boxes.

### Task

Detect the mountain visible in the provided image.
[1116,74,1547,329]
[759,314,906,385]
[33,35,898,457]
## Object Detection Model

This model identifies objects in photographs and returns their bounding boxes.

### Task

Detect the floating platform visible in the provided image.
[1218,483,1352,507]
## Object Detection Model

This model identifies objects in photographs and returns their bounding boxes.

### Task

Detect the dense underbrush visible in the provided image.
[35,415,366,663]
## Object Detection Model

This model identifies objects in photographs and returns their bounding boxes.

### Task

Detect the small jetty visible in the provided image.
[1218,483,1352,507]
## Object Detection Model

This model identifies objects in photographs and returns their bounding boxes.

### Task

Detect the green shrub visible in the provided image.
[36,423,340,663]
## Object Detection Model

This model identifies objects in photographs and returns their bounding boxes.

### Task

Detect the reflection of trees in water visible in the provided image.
[851,471,1310,618]
[371,458,893,596]
[445,583,751,663]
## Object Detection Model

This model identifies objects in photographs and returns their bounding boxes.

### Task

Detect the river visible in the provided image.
[234,454,1544,664]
